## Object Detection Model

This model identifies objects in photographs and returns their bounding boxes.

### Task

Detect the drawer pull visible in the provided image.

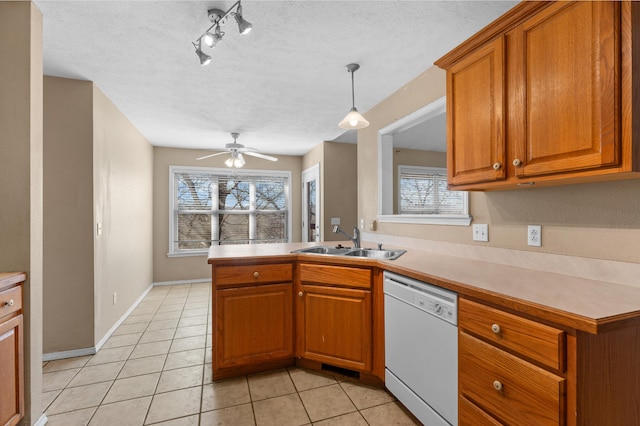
[493,380,503,391]
[298,292,303,297]
[3,299,14,307]
[491,323,501,334]
[253,272,259,278]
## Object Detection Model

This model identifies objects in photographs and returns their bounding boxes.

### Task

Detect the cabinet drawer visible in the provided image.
[299,263,371,289]
[459,332,565,426]
[215,263,292,286]
[459,395,503,426]
[459,298,565,371]
[0,285,22,320]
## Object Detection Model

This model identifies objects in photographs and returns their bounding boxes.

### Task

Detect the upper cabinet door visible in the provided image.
[447,36,506,186]
[510,1,620,178]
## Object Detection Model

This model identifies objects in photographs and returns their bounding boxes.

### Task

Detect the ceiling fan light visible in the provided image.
[235,153,246,167]
[224,156,234,167]
[339,107,369,130]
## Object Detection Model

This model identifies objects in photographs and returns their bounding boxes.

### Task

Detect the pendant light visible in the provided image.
[338,63,369,130]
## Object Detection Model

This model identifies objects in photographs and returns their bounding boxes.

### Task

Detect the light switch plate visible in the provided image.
[472,224,489,242]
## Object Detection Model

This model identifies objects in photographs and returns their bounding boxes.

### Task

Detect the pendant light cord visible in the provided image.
[351,70,356,109]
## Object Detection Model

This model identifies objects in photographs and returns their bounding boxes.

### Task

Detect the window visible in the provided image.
[169,166,291,256]
[398,165,468,217]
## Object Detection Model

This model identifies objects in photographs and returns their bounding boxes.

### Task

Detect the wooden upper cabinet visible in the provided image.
[436,0,638,190]
[447,36,506,186]
[509,1,620,178]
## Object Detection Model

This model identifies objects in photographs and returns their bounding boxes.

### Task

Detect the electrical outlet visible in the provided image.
[528,225,542,247]
[472,224,489,242]
[331,217,340,225]
[113,292,117,305]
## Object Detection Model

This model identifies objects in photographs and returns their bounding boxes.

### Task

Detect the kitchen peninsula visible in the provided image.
[209,241,640,425]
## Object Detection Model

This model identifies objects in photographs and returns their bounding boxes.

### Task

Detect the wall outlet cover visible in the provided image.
[331,217,340,225]
[528,225,542,247]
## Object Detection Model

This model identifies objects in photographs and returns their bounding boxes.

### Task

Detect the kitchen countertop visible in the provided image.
[0,272,27,292]
[208,242,640,334]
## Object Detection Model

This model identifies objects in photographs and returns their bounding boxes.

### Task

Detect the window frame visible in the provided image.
[380,164,470,226]
[168,165,292,257]
[397,164,469,217]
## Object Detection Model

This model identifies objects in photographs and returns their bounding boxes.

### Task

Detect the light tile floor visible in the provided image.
[43,283,420,425]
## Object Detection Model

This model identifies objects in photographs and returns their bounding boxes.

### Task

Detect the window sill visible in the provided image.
[377,214,472,226]
[167,251,209,258]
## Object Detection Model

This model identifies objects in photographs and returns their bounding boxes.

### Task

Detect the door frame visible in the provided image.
[301,163,321,242]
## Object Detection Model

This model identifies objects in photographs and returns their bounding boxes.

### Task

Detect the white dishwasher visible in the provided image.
[384,271,458,426]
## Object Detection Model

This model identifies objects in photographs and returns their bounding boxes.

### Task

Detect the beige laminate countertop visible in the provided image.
[0,272,27,291]
[208,242,640,334]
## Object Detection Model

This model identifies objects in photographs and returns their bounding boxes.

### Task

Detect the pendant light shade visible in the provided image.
[339,63,369,130]
[339,107,369,130]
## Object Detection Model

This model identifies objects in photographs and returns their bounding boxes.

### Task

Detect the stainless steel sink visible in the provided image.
[293,246,353,255]
[292,246,406,260]
[341,248,407,260]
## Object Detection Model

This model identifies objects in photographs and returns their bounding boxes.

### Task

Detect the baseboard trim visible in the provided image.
[152,278,210,286]
[94,283,154,352]
[42,347,96,362]
[43,283,154,361]
[34,413,48,426]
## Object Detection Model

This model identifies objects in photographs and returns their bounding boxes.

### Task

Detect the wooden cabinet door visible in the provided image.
[216,283,293,368]
[297,284,372,372]
[447,36,506,186]
[0,315,24,426]
[509,1,620,178]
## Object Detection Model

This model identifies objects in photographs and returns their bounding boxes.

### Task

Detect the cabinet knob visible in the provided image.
[492,162,502,170]
[3,299,14,307]
[512,158,522,167]
[493,380,503,391]
[298,292,303,297]
[491,323,501,334]
[253,272,259,278]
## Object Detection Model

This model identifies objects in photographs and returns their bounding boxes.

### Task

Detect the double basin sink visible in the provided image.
[293,245,406,260]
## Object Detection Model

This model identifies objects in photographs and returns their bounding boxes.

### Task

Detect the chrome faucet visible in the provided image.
[333,225,360,248]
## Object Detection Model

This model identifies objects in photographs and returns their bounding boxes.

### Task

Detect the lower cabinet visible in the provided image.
[296,284,372,372]
[459,297,640,425]
[212,262,294,379]
[216,283,294,368]
[296,262,374,373]
[459,298,566,425]
[0,273,25,426]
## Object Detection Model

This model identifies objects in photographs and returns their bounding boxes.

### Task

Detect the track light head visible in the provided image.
[234,4,252,35]
[193,40,211,66]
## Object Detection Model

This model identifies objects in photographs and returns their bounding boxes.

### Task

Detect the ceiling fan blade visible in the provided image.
[244,151,278,162]
[197,151,229,160]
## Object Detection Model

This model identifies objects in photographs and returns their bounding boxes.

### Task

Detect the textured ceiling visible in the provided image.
[35,1,516,156]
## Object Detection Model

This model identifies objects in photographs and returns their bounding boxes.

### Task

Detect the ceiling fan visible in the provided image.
[197,132,278,168]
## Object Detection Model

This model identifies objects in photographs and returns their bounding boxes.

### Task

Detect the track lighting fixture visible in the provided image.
[338,63,370,130]
[193,0,252,66]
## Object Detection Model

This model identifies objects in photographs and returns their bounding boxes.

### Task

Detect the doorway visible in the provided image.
[302,164,320,242]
